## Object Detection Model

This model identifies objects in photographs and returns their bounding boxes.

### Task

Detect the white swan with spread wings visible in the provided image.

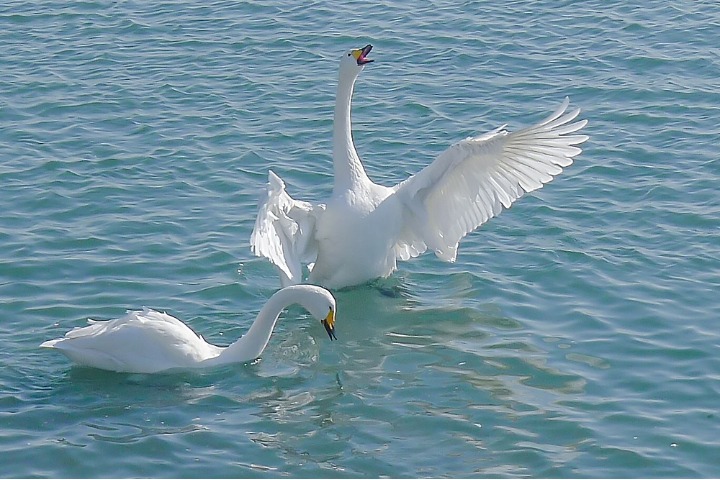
[251,44,588,289]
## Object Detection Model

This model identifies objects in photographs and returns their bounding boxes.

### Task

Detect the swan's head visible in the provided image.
[339,44,374,78]
[297,285,337,341]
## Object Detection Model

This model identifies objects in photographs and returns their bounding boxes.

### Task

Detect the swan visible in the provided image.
[251,44,588,289]
[40,285,337,373]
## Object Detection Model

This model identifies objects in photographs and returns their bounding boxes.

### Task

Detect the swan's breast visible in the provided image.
[310,186,403,287]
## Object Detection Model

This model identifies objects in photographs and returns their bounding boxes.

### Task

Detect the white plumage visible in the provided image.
[251,44,588,289]
[41,285,337,373]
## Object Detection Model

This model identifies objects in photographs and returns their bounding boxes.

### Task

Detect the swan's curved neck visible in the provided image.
[333,70,370,193]
[212,287,310,365]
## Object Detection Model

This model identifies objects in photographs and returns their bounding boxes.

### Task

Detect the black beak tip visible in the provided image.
[357,44,374,65]
[323,321,337,341]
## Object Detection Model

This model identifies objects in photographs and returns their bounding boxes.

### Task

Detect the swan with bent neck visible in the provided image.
[251,44,588,289]
[40,285,337,374]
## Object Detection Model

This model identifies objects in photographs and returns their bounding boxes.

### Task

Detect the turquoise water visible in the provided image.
[2,0,719,477]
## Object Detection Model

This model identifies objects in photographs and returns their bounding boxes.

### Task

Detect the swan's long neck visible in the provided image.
[211,287,311,365]
[333,70,370,193]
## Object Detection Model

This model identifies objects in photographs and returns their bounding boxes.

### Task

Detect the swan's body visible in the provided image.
[251,45,588,289]
[40,285,336,373]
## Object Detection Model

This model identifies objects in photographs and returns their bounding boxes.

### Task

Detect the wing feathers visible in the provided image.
[250,171,322,286]
[395,98,587,262]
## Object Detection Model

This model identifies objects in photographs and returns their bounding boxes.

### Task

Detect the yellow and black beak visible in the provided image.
[322,308,337,340]
[352,44,374,66]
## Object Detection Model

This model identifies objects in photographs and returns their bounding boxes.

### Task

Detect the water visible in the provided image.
[2,0,719,477]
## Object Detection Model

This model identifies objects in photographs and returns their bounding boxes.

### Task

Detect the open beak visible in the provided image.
[321,309,337,340]
[352,44,374,66]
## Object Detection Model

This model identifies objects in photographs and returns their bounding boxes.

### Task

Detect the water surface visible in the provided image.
[1,0,719,477]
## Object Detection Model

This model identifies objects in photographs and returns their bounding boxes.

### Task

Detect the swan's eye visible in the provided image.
[347,53,351,57]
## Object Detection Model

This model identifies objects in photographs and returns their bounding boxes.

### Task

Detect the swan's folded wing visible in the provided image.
[250,170,324,286]
[394,97,588,262]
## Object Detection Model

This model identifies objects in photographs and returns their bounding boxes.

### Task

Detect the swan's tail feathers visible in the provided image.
[40,339,59,348]
[250,170,323,287]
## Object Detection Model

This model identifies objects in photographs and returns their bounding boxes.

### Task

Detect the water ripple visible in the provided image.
[1,0,719,477]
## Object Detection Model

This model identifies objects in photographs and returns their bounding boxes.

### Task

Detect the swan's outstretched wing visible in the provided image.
[250,170,324,286]
[394,97,588,262]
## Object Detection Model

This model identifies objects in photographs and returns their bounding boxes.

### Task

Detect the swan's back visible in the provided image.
[41,308,222,373]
